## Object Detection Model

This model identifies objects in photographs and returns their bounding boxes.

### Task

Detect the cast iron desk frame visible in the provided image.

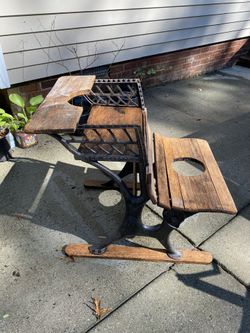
[49,78,183,258]
[24,77,197,260]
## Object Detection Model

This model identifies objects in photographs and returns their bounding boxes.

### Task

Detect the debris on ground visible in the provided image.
[12,270,20,277]
[90,297,111,320]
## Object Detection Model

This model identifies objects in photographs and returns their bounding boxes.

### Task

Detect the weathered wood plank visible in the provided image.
[44,76,95,103]
[146,124,157,204]
[154,133,171,209]
[156,135,237,214]
[78,105,143,157]
[162,136,184,210]
[25,76,95,134]
[64,244,213,264]
[197,139,237,214]
[171,138,222,212]
[84,105,142,141]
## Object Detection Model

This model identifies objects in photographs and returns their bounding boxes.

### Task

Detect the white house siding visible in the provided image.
[0,0,250,84]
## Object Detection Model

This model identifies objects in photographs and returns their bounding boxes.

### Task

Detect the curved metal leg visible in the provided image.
[139,209,193,259]
[102,162,134,188]
[88,160,148,255]
[89,195,147,255]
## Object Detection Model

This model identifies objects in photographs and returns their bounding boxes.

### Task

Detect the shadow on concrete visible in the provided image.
[0,158,126,246]
[184,112,250,212]
[176,263,250,333]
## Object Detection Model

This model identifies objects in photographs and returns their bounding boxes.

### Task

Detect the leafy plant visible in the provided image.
[0,108,20,132]
[8,94,43,131]
[133,67,156,81]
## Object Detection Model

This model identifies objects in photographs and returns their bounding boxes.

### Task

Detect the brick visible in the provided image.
[19,82,40,93]
[40,78,57,90]
[123,60,148,71]
[40,88,51,97]
[109,63,125,74]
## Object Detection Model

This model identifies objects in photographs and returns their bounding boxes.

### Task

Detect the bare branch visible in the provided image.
[108,40,125,77]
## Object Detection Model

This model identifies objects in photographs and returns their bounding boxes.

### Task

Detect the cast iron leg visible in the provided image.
[88,160,148,255]
[140,209,193,259]
[101,162,134,188]
[88,197,146,254]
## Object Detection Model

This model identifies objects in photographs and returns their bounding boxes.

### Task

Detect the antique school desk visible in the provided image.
[25,76,237,264]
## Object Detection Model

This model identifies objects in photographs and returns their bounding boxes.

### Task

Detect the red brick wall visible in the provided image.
[110,38,250,87]
[6,37,250,101]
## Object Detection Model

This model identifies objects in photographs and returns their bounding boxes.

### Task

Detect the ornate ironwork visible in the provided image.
[58,124,145,163]
[83,78,146,109]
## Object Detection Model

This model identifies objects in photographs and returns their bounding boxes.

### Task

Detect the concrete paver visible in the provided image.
[0,139,191,333]
[201,205,250,286]
[90,264,250,333]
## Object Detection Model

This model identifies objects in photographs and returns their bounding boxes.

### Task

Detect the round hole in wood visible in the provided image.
[172,158,205,176]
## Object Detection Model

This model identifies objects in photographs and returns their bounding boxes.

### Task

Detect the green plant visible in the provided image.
[8,94,44,131]
[0,108,20,132]
[133,67,156,81]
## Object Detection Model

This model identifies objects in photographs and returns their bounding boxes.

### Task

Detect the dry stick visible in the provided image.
[30,17,125,78]
[45,19,99,74]
[108,40,125,77]
[31,17,72,74]
[37,18,99,75]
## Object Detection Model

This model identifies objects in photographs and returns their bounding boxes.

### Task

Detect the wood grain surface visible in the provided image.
[85,105,142,140]
[78,105,143,156]
[153,132,171,208]
[64,244,213,264]
[146,125,158,204]
[153,134,237,214]
[25,76,95,133]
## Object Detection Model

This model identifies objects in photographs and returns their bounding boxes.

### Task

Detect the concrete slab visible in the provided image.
[201,205,250,286]
[89,264,250,333]
[219,65,250,81]
[144,72,250,128]
[0,137,191,333]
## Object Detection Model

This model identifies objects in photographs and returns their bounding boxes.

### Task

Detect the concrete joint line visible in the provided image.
[83,265,174,333]
[198,201,250,248]
[208,258,250,290]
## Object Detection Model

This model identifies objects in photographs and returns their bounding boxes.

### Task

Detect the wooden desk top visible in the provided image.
[25,76,95,134]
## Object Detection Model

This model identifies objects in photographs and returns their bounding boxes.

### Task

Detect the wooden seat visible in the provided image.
[83,105,142,139]
[78,105,143,157]
[151,133,237,214]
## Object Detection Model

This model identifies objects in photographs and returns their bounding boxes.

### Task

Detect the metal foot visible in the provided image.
[88,245,107,255]
[138,209,194,259]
